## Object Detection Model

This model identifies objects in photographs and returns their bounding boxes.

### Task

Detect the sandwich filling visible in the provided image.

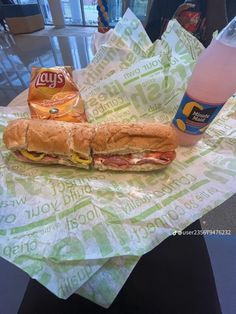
[14,150,175,168]
[14,150,92,166]
[94,151,176,169]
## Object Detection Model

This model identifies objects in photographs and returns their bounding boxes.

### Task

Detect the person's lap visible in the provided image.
[18,220,222,314]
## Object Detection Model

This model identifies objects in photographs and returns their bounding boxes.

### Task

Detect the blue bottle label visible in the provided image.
[172,93,224,135]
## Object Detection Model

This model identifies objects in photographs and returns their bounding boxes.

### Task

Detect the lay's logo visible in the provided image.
[35,71,65,88]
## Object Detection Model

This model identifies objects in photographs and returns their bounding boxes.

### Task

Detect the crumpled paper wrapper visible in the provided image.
[1,9,236,308]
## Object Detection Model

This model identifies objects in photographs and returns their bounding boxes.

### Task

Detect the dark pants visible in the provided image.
[19,220,221,314]
[145,0,183,41]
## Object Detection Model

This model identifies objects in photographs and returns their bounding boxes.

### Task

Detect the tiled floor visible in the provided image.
[0,26,94,107]
[0,26,236,314]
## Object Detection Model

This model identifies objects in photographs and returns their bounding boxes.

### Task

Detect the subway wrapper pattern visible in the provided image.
[1,9,236,308]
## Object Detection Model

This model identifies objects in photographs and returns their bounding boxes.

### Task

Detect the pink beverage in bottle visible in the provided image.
[172,17,236,146]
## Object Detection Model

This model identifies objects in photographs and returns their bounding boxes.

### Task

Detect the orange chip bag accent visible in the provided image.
[28,66,87,122]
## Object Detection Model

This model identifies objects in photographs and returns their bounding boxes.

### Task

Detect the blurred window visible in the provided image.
[15,0,149,25]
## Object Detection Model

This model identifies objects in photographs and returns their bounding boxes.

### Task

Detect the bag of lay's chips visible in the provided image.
[28,66,87,122]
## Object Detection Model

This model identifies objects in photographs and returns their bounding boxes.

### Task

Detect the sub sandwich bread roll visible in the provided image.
[92,122,177,171]
[3,119,177,171]
[3,119,29,150]
[3,119,95,169]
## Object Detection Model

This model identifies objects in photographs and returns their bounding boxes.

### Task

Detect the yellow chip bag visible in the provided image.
[28,66,87,122]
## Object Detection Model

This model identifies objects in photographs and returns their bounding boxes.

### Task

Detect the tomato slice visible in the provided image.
[144,152,162,158]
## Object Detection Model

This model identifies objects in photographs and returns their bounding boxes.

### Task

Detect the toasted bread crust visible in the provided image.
[92,122,177,154]
[3,119,95,158]
[71,123,95,158]
[27,119,71,155]
[3,119,29,150]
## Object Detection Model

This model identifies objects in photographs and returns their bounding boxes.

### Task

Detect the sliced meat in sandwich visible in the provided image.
[91,122,177,171]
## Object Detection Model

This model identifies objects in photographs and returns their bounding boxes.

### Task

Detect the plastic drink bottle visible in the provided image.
[172,17,236,146]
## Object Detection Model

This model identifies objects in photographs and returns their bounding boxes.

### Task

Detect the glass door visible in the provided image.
[15,0,150,26]
[122,0,150,23]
